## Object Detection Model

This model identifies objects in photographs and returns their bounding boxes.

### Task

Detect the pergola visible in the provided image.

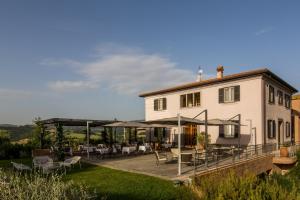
[144,111,243,175]
[38,118,117,159]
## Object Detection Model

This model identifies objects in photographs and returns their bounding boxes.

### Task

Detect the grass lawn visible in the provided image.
[0,159,195,200]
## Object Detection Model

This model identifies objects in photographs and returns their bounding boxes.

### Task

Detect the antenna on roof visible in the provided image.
[197,66,203,82]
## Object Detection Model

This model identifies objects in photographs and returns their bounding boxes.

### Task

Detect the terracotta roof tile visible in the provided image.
[139,68,298,97]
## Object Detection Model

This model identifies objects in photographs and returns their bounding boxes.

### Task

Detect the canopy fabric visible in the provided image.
[104,121,152,128]
[206,119,242,126]
[144,116,242,126]
[144,116,204,125]
[39,118,116,127]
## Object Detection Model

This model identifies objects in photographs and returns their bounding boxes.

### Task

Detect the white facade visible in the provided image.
[141,70,295,146]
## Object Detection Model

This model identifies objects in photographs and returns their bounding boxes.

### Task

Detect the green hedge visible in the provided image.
[0,143,32,160]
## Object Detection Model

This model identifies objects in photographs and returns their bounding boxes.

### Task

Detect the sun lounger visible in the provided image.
[11,162,32,171]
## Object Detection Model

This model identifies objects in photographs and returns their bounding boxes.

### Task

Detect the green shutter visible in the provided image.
[154,99,158,111]
[219,125,224,138]
[234,125,239,138]
[163,98,167,110]
[273,120,276,138]
[267,120,272,139]
[219,88,224,103]
[234,85,240,102]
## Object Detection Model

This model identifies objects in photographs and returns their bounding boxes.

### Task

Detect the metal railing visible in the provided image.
[193,143,277,173]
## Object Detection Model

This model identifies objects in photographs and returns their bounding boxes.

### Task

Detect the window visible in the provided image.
[278,90,283,105]
[224,87,235,103]
[269,85,275,104]
[180,94,187,108]
[219,121,239,138]
[286,122,290,137]
[224,125,235,138]
[180,92,201,108]
[267,120,276,139]
[154,98,166,111]
[194,92,201,106]
[187,93,193,107]
[219,85,240,103]
[285,94,291,109]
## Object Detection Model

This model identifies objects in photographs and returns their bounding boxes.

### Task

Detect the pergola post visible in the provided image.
[228,114,241,159]
[114,127,117,144]
[178,113,181,176]
[204,110,208,167]
[86,121,92,160]
[192,109,208,167]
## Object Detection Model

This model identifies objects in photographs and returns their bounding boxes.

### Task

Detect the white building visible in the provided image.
[139,66,298,147]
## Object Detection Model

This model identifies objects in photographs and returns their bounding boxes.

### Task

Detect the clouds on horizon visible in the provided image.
[46,45,197,94]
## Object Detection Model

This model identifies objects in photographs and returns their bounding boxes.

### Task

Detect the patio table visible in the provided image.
[122,146,136,155]
[96,148,110,154]
[161,143,172,149]
[83,146,96,153]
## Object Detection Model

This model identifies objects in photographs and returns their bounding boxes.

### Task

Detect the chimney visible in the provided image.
[196,67,203,82]
[217,65,224,79]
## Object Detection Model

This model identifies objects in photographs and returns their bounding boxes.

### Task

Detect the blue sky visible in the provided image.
[0,0,299,124]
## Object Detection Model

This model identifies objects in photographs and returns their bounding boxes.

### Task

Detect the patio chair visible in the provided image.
[11,162,32,172]
[60,156,82,171]
[154,151,168,166]
[170,148,179,160]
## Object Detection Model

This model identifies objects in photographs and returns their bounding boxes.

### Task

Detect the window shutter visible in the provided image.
[272,120,276,138]
[219,88,224,103]
[267,120,271,138]
[219,125,224,138]
[234,125,239,138]
[154,99,158,111]
[234,85,240,102]
[163,98,167,110]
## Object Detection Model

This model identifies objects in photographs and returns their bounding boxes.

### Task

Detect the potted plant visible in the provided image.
[196,132,211,150]
[280,143,289,157]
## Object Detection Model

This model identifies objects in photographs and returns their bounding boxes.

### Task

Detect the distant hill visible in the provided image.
[0,124,34,141]
[0,124,19,128]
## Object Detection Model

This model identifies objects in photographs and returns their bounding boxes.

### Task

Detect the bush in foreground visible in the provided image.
[0,170,96,200]
[194,171,299,200]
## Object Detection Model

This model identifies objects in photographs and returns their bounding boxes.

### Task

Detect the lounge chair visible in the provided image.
[11,162,32,171]
[33,156,53,169]
[154,151,168,166]
[60,156,82,171]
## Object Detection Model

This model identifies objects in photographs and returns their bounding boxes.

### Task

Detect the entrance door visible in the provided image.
[184,125,197,146]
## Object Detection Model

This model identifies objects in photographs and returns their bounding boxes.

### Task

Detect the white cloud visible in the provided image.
[40,58,82,67]
[46,45,198,95]
[48,81,99,92]
[255,27,274,36]
[0,89,32,99]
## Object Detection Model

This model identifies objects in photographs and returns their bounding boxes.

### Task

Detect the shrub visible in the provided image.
[0,169,95,200]
[194,171,299,200]
[0,143,32,160]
